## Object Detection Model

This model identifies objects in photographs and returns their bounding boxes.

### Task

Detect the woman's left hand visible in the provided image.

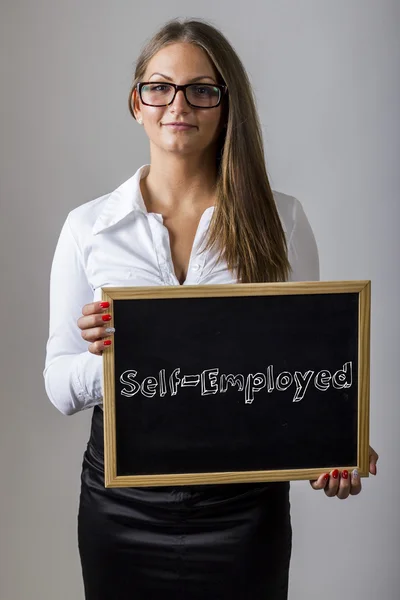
[309,446,379,499]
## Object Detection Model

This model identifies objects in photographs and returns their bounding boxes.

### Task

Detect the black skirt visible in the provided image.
[78,406,292,600]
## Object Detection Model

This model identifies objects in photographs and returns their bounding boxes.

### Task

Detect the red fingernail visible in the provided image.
[323,473,329,482]
[332,469,339,479]
[100,301,110,308]
[103,340,112,346]
[342,470,349,479]
[102,314,112,321]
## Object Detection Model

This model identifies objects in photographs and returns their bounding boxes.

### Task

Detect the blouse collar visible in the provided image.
[92,164,150,235]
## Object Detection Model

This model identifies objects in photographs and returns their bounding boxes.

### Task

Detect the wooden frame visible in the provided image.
[102,280,370,488]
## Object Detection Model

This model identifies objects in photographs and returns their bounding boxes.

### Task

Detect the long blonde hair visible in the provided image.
[128,18,291,283]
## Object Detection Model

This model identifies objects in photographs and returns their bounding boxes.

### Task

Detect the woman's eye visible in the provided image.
[194,86,211,95]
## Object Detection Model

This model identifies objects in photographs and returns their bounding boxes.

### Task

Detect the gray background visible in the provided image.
[1,1,399,598]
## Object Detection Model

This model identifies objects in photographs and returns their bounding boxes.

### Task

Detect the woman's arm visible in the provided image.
[43,215,103,416]
[287,198,320,282]
[287,199,380,495]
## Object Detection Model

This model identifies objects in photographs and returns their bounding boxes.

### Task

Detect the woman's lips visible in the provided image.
[163,123,195,130]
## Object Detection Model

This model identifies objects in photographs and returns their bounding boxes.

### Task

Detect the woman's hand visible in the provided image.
[309,446,379,499]
[77,301,115,355]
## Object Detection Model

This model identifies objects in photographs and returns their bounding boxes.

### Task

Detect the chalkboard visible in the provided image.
[102,281,370,488]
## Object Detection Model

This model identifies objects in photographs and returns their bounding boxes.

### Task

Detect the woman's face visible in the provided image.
[133,42,225,158]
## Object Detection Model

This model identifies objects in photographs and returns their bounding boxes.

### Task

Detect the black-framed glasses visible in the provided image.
[137,82,227,108]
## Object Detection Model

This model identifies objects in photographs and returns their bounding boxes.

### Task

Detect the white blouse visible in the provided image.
[43,164,320,416]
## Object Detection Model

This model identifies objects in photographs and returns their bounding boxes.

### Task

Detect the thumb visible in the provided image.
[310,473,329,490]
[369,446,379,475]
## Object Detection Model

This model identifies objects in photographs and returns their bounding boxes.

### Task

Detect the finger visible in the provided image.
[324,469,340,497]
[82,301,110,316]
[350,469,362,495]
[88,338,113,356]
[336,470,351,500]
[369,446,379,475]
[310,473,329,490]
[81,326,107,343]
[77,311,113,331]
[81,326,115,343]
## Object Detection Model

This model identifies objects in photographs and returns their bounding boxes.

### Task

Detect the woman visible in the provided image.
[44,18,378,599]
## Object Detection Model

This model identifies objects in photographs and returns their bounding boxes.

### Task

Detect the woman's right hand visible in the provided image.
[77,301,115,355]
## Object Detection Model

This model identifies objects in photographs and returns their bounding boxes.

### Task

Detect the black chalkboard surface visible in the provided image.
[102,281,370,488]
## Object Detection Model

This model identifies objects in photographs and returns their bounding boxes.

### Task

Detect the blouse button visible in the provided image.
[192,263,201,271]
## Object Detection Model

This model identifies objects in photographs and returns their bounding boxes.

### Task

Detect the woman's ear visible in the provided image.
[131,88,140,120]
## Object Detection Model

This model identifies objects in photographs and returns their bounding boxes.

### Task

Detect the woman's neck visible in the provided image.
[141,153,218,215]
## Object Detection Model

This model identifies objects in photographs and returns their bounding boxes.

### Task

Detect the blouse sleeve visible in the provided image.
[287,198,320,282]
[43,215,103,416]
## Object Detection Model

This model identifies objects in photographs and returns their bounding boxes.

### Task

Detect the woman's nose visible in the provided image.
[170,89,190,110]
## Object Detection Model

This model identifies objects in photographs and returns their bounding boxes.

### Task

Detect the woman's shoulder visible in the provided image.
[66,192,112,233]
[66,166,147,240]
[272,190,319,281]
[271,189,301,236]
[60,192,112,253]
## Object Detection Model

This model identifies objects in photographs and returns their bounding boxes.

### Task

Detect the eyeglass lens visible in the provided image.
[141,83,221,107]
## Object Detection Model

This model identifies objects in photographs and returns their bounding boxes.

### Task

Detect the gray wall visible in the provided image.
[1,1,399,598]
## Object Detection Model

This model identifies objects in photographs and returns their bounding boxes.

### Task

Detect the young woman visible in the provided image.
[44,17,378,600]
